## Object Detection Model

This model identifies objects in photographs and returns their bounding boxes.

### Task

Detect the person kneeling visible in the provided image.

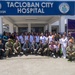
[0,39,5,59]
[22,40,30,55]
[66,43,75,61]
[30,40,38,54]
[48,41,56,58]
[13,40,21,56]
[5,38,13,58]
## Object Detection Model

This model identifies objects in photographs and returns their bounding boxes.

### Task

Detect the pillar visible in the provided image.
[59,16,65,33]
[0,16,3,35]
[14,26,18,33]
[28,23,31,32]
[49,24,52,32]
[16,26,18,32]
[44,25,48,32]
[9,24,14,33]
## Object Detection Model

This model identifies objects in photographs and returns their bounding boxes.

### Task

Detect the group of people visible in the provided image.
[0,31,75,61]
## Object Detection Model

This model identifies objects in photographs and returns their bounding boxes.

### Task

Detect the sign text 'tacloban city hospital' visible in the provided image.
[6,2,54,14]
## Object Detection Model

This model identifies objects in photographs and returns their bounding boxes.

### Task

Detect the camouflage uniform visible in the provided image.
[66,46,75,60]
[43,43,49,55]
[37,43,43,55]
[5,42,13,57]
[30,42,38,54]
[13,42,21,54]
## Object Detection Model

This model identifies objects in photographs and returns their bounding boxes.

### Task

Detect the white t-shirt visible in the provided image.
[61,38,68,48]
[54,45,59,52]
[40,36,46,44]
[35,36,40,43]
[25,35,29,41]
[45,36,48,43]
[49,45,56,50]
[59,38,62,44]
[19,35,25,44]
[48,35,52,43]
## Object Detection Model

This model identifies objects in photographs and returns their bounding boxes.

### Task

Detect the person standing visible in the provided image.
[3,32,9,48]
[48,32,53,44]
[40,33,46,44]
[35,33,40,44]
[61,34,68,59]
[19,33,25,47]
[29,33,34,44]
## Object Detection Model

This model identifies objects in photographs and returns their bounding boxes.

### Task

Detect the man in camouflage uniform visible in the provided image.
[30,40,38,54]
[13,39,21,55]
[43,41,49,55]
[66,43,75,61]
[5,38,13,57]
[37,40,44,55]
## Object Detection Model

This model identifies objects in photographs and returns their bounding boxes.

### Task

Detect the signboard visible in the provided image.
[0,1,74,15]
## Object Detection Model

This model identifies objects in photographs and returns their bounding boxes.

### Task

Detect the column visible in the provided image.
[14,26,18,33]
[0,16,3,35]
[59,16,65,33]
[28,23,31,32]
[9,24,14,33]
[16,26,18,32]
[48,24,52,32]
[44,25,48,32]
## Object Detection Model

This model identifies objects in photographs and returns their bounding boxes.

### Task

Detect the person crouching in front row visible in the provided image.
[5,38,13,58]
[66,42,75,61]
[0,39,5,59]
[22,40,30,55]
[37,40,44,55]
[30,40,38,54]
[13,39,21,56]
[48,41,56,58]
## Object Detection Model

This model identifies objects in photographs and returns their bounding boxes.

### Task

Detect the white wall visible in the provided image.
[3,18,14,33]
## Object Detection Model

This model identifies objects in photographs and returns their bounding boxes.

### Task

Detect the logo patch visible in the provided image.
[59,3,70,14]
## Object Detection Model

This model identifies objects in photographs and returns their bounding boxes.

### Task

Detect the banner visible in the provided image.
[0,1,74,15]
[68,19,75,32]
[68,19,75,38]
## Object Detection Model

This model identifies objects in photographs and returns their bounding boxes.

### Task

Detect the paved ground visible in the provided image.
[0,55,75,75]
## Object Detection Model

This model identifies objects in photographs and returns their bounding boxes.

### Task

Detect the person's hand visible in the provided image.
[15,51,18,53]
[2,49,4,51]
[16,47,19,50]
[9,48,12,50]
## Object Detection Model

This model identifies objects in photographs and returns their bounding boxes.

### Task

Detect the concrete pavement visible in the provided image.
[0,55,75,75]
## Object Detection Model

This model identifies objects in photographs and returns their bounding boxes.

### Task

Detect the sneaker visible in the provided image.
[63,57,66,59]
[53,55,55,58]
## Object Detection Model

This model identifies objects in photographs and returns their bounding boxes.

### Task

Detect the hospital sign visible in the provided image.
[0,1,74,15]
